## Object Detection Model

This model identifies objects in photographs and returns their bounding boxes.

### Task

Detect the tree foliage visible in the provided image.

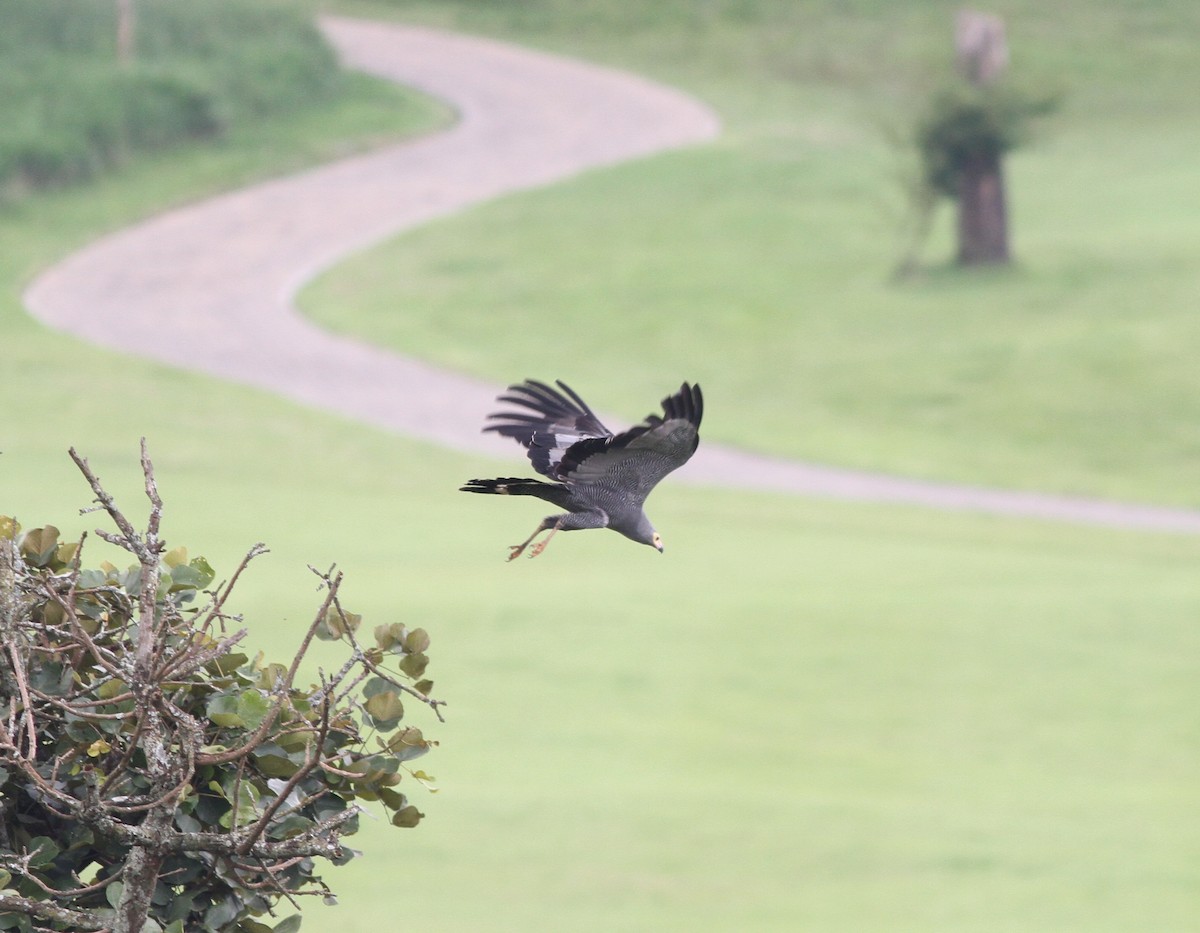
[915,81,1057,201]
[894,79,1057,274]
[0,444,444,932]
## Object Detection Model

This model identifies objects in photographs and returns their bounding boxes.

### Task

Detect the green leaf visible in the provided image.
[98,677,127,700]
[174,811,202,834]
[404,627,430,653]
[268,812,313,840]
[237,689,271,730]
[254,752,299,779]
[361,676,392,699]
[27,836,60,867]
[163,546,189,568]
[123,564,143,596]
[385,727,430,762]
[256,661,287,690]
[189,556,216,588]
[0,516,20,540]
[373,624,399,651]
[20,524,59,565]
[30,661,71,697]
[398,652,429,679]
[106,880,124,908]
[317,606,361,641]
[165,890,197,923]
[207,652,249,676]
[218,780,261,830]
[169,555,217,592]
[76,568,110,589]
[205,894,241,931]
[365,690,405,730]
[0,868,11,889]
[206,693,245,728]
[391,805,423,828]
[273,915,303,933]
[274,729,311,753]
[54,540,79,567]
[87,738,112,757]
[38,600,65,627]
[339,759,384,784]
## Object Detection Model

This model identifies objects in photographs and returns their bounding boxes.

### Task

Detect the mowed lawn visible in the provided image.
[2,1,1199,930]
[9,418,1200,932]
[303,0,1200,508]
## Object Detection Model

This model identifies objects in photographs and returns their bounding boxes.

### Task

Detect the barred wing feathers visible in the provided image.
[483,379,612,479]
[557,382,703,499]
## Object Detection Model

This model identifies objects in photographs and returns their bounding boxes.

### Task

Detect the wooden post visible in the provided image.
[116,0,135,66]
[954,10,1009,265]
[955,10,1008,85]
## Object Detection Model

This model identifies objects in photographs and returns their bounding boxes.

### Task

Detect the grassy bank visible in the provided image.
[0,0,347,197]
[300,0,1200,507]
[10,441,1199,932]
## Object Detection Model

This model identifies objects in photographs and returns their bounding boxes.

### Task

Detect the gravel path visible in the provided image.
[23,16,1200,534]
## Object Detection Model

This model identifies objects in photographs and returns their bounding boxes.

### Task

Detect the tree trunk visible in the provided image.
[956,151,1009,264]
[954,10,1010,266]
[114,835,166,933]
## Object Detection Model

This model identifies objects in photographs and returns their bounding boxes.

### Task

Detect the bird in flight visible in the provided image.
[461,379,703,560]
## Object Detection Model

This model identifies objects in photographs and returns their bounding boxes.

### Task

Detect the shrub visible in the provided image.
[0,445,444,932]
[0,0,341,197]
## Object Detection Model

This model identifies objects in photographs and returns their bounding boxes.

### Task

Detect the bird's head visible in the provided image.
[624,514,663,552]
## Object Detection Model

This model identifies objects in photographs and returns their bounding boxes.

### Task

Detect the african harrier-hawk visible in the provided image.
[461,379,703,560]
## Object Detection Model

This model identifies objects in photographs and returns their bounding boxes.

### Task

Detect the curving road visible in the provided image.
[23,17,1200,534]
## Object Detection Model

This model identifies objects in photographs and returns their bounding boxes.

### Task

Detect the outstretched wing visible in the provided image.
[483,379,612,479]
[558,382,703,500]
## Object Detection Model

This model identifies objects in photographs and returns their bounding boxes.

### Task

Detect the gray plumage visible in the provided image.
[461,379,704,560]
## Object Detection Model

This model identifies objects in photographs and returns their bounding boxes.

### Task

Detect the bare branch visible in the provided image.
[203,543,269,629]
[4,856,122,898]
[0,893,110,931]
[139,438,161,543]
[3,638,38,759]
[68,448,142,557]
[196,574,342,768]
[158,627,249,682]
[237,686,333,857]
[336,602,447,723]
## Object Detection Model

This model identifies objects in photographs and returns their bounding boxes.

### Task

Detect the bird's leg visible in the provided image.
[528,518,565,559]
[507,516,562,562]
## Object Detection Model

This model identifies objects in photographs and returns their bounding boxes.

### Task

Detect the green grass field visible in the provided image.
[302,0,1200,508]
[10,429,1199,932]
[2,1,1199,930]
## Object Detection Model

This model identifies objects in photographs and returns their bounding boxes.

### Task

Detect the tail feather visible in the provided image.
[460,477,571,507]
